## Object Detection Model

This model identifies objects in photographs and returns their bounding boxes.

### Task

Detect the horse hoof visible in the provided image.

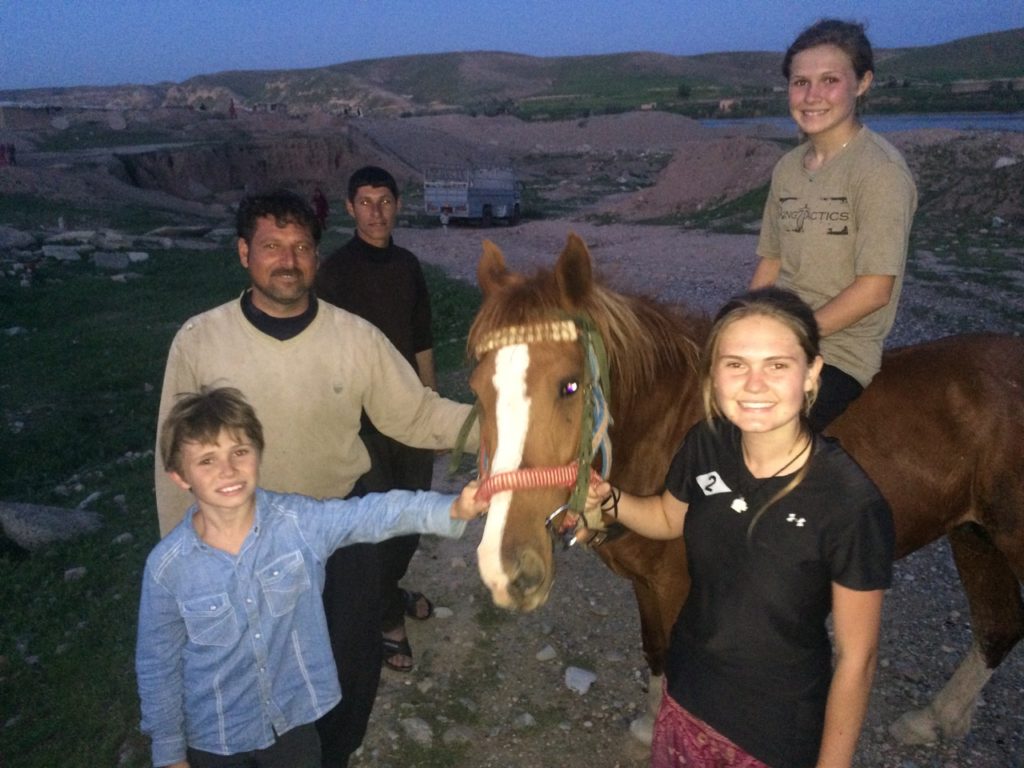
[941,710,973,742]
[629,713,654,745]
[889,709,939,746]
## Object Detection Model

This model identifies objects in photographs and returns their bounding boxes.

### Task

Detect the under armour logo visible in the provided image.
[786,513,806,527]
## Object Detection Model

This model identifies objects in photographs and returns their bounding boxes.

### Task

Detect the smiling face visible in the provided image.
[238,215,318,317]
[711,314,823,438]
[169,427,260,520]
[347,184,400,248]
[788,43,872,145]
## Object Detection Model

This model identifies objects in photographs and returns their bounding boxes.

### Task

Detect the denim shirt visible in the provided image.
[136,488,465,766]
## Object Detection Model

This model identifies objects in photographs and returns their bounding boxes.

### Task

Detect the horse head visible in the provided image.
[468,234,604,611]
[468,233,706,613]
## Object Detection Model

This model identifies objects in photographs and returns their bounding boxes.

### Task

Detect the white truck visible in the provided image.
[423,166,521,226]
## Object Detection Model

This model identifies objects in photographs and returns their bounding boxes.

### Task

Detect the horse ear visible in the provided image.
[478,240,509,297]
[555,232,594,308]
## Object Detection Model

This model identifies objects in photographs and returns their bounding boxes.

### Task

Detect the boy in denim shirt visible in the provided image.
[136,387,486,768]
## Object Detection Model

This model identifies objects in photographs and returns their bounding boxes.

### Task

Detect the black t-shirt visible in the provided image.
[664,419,893,768]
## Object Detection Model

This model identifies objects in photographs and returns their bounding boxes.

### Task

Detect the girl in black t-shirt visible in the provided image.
[587,287,893,768]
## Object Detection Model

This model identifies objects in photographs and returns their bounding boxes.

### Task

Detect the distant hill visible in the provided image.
[1,28,1021,119]
[877,28,1024,81]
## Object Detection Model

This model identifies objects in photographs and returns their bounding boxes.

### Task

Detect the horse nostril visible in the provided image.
[508,547,552,611]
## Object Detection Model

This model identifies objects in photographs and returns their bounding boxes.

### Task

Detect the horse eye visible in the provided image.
[560,379,580,398]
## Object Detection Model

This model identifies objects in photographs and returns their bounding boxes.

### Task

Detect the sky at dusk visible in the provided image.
[1,0,1022,91]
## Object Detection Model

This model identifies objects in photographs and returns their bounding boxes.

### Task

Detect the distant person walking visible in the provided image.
[313,185,329,231]
[750,19,917,431]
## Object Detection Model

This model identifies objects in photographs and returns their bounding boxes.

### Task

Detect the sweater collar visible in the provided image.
[240,289,318,341]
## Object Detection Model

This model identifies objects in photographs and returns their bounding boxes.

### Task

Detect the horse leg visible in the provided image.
[630,672,663,745]
[627,575,684,745]
[891,523,1024,745]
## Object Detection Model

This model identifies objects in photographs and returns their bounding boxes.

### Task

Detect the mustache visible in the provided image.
[270,268,303,278]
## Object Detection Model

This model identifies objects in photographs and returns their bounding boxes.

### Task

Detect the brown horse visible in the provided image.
[467,233,1024,746]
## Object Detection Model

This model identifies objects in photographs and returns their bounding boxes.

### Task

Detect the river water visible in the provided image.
[701,111,1024,133]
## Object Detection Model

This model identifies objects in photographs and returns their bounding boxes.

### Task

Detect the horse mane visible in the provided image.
[468,267,707,398]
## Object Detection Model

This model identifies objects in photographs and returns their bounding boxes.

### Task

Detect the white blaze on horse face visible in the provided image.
[477,344,531,606]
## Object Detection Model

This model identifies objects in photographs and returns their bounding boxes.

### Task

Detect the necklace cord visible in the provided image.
[742,433,814,545]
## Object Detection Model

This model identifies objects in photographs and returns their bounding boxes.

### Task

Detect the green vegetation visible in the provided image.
[33,123,184,152]
[0,241,482,768]
[0,192,190,232]
[635,182,772,234]
[876,28,1024,83]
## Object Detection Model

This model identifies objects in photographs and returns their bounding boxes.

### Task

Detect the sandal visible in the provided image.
[401,589,434,621]
[382,634,414,672]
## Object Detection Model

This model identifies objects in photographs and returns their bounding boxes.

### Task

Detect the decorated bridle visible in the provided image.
[451,314,616,547]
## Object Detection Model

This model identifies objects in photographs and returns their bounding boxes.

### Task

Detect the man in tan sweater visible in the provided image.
[154,188,476,768]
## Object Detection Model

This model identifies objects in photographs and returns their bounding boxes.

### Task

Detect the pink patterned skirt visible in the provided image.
[651,688,770,768]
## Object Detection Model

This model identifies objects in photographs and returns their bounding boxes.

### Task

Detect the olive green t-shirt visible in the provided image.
[756,127,917,386]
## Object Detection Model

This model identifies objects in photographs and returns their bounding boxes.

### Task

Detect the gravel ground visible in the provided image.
[346,220,1024,768]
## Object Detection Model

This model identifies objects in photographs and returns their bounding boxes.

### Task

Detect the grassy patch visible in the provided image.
[33,124,182,152]
[638,183,771,234]
[0,192,188,233]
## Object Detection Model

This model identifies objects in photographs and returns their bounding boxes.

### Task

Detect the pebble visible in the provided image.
[565,666,598,694]
[398,717,433,745]
[535,644,557,661]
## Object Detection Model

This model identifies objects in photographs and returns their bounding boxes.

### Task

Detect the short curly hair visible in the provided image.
[236,188,322,246]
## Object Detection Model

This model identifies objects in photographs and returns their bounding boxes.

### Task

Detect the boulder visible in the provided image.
[0,227,37,249]
[145,225,214,238]
[0,502,103,551]
[45,230,97,244]
[92,251,131,270]
[41,244,84,261]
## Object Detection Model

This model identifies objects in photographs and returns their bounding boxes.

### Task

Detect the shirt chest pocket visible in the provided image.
[181,592,240,647]
[257,550,312,617]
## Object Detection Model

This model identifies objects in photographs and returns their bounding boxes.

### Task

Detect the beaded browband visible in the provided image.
[473,319,579,359]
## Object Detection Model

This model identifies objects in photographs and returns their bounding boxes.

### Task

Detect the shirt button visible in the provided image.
[254,633,261,639]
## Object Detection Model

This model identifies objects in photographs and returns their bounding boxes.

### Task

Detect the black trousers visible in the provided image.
[315,473,382,768]
[810,363,864,432]
[315,435,434,767]
[357,430,434,632]
[316,539,381,768]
